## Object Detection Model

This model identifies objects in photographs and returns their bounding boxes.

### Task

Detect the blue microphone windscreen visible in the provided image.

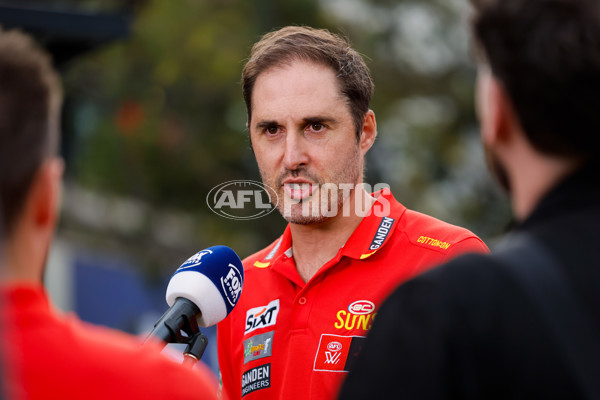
[166,245,244,326]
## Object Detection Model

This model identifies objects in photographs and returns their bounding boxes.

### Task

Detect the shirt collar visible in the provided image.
[252,188,406,268]
[340,188,405,260]
[1,283,50,312]
[251,224,293,269]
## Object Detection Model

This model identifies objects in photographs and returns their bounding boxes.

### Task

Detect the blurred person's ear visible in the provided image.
[476,68,514,147]
[28,157,64,233]
[4,157,64,282]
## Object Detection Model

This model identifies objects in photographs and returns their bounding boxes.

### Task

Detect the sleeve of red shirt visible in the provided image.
[217,314,237,400]
[443,236,490,262]
[152,354,219,400]
[74,319,221,400]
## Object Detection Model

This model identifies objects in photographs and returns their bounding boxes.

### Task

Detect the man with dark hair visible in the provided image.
[0,29,218,399]
[339,0,600,398]
[217,26,488,400]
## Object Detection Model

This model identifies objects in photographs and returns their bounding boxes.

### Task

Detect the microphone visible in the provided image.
[147,245,244,344]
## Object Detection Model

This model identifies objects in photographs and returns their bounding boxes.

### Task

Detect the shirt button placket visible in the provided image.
[292,292,311,330]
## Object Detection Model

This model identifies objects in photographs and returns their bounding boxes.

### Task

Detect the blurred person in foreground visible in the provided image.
[338,0,600,398]
[216,26,489,400]
[0,29,218,400]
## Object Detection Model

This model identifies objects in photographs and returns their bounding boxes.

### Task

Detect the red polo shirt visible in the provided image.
[1,284,218,400]
[217,190,488,400]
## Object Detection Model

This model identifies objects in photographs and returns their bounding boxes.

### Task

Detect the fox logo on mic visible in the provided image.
[177,249,213,271]
[221,264,243,307]
[165,245,244,327]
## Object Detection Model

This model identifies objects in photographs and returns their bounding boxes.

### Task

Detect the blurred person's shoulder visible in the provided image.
[59,314,219,399]
[381,251,521,323]
[2,284,218,400]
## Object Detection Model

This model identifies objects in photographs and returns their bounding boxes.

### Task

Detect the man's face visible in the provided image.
[249,60,364,225]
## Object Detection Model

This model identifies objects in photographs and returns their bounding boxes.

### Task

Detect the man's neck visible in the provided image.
[1,226,46,284]
[289,187,375,283]
[509,150,582,221]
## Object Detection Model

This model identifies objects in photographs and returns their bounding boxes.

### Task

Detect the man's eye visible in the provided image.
[310,123,324,132]
[266,126,279,135]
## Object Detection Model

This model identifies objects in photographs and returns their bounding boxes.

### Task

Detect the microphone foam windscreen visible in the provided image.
[166,245,244,327]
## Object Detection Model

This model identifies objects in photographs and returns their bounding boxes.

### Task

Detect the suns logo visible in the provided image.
[334,300,376,331]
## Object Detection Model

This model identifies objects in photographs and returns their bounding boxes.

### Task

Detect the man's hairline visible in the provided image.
[245,58,359,132]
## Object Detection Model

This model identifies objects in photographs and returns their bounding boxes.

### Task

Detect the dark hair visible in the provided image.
[242,26,374,140]
[471,0,600,158]
[0,29,62,236]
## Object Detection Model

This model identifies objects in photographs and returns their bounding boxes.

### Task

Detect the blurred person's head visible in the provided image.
[242,26,374,141]
[241,26,377,225]
[0,28,63,281]
[471,0,600,216]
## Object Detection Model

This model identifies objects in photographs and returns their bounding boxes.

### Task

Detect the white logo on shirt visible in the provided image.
[245,299,280,334]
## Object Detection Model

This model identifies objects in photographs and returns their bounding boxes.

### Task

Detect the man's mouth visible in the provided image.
[283,181,315,200]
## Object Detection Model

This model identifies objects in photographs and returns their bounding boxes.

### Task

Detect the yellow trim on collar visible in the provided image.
[254,261,271,268]
[359,250,377,260]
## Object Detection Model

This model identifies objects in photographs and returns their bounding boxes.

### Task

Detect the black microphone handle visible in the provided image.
[145,297,201,345]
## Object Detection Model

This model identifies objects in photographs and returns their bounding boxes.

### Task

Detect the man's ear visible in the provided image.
[477,69,513,147]
[359,110,377,155]
[29,157,64,229]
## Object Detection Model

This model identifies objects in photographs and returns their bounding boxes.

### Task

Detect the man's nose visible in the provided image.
[282,131,309,170]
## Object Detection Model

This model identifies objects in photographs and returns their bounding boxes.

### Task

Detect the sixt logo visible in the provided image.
[245,299,280,334]
[177,249,213,271]
[207,180,278,220]
[221,264,243,307]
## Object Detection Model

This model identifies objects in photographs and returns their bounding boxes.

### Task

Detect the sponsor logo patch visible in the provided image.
[334,300,376,331]
[416,235,452,250]
[368,217,395,250]
[348,300,375,315]
[313,334,366,372]
[244,331,274,364]
[245,299,280,334]
[242,364,271,397]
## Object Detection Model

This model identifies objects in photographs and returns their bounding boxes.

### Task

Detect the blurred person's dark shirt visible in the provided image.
[339,160,600,399]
